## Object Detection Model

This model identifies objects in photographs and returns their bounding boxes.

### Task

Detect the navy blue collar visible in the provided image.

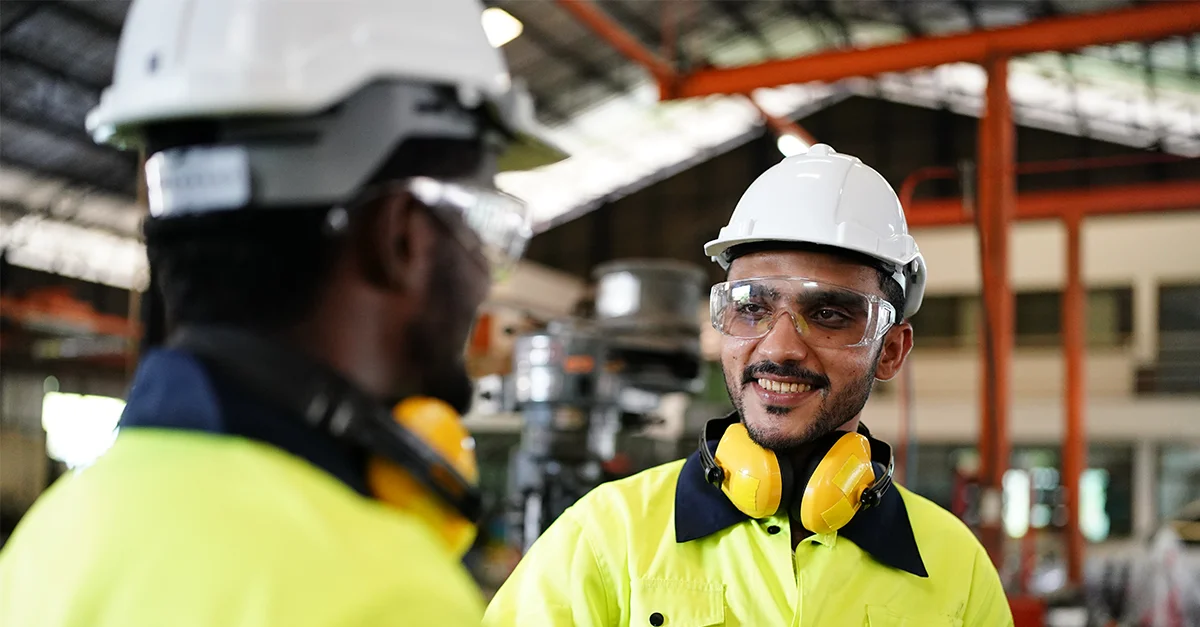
[118,348,371,496]
[674,415,928,578]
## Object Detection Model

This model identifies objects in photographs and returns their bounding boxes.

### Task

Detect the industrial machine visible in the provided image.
[505,259,708,551]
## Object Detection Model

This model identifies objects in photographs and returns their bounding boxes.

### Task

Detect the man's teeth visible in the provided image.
[757,378,811,394]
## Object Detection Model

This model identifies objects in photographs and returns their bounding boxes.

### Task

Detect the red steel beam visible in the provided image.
[899,153,1192,210]
[1062,213,1087,588]
[906,179,1200,227]
[558,0,823,148]
[668,1,1200,98]
[976,56,1015,569]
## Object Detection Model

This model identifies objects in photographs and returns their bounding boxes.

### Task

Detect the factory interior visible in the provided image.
[1,1,1199,625]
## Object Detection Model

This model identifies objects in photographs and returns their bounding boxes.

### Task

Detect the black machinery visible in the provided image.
[505,259,708,551]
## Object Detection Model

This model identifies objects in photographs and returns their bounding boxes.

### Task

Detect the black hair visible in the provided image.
[725,241,908,322]
[143,135,486,333]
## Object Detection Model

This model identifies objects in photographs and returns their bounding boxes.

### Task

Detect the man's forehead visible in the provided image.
[727,249,880,292]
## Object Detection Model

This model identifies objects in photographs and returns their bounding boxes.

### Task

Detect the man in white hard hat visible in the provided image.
[0,1,562,626]
[485,145,1013,626]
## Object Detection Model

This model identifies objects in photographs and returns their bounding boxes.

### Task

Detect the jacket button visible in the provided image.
[767,525,781,535]
[649,612,665,626]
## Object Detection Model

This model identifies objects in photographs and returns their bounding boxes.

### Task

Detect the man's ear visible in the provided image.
[874,321,913,382]
[355,192,438,297]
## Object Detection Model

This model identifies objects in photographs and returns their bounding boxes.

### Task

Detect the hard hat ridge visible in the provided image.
[704,143,927,319]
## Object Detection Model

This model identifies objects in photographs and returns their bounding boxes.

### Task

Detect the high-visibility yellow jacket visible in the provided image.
[485,418,1013,627]
[0,349,485,627]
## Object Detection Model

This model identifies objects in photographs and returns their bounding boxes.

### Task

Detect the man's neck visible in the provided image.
[790,523,812,550]
[779,415,864,550]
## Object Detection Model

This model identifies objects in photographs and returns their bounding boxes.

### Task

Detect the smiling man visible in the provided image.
[484,144,1013,627]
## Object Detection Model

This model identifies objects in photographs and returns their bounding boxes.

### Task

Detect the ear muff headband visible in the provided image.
[169,326,483,525]
[698,418,894,532]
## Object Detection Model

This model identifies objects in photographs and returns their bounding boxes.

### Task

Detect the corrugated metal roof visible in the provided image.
[1,0,1196,288]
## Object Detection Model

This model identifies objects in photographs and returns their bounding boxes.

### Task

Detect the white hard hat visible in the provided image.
[87,0,565,179]
[704,144,926,319]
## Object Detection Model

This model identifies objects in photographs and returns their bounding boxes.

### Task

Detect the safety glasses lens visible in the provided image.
[710,278,894,347]
[408,177,532,280]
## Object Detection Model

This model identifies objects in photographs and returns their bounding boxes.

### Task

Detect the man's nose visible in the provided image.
[756,312,811,363]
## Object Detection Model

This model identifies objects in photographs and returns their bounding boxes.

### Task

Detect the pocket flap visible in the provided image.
[867,605,962,627]
[631,579,725,626]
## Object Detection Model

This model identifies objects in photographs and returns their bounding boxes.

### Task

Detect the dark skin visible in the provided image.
[718,250,913,547]
[284,191,490,410]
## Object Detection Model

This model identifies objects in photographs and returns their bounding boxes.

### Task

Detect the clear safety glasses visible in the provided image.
[710,277,896,349]
[407,177,532,280]
[344,177,532,280]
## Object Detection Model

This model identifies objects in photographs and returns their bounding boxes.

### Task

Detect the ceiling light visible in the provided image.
[482,7,523,48]
[776,133,809,157]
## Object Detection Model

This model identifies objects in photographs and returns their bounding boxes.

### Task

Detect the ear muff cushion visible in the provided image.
[366,397,479,557]
[713,423,785,519]
[798,432,876,535]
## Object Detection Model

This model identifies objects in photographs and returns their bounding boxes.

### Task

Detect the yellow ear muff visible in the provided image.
[712,423,786,519]
[799,432,876,535]
[366,397,479,557]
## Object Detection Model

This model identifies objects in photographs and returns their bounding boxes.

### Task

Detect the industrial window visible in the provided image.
[906,443,1133,541]
[1158,443,1200,523]
[1014,288,1134,348]
[1154,284,1200,394]
[908,295,968,348]
[41,386,124,469]
[910,288,1133,349]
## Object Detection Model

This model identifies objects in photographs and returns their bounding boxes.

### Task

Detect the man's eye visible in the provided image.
[813,308,848,322]
[736,303,766,315]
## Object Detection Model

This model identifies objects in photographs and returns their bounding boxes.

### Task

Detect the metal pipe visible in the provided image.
[976,55,1015,569]
[555,0,677,89]
[906,179,1200,227]
[666,2,1200,98]
[1062,213,1087,588]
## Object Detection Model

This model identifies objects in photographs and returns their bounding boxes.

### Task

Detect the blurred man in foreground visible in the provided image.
[0,1,562,625]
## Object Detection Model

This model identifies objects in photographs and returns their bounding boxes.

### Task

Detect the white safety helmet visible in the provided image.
[87,0,565,212]
[704,144,926,319]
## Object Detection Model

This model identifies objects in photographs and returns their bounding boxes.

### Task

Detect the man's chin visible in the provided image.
[743,410,817,451]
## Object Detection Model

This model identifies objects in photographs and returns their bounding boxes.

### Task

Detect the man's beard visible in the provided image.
[399,251,479,416]
[726,351,881,451]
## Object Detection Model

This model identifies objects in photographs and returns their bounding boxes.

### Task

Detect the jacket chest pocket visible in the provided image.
[630,579,725,627]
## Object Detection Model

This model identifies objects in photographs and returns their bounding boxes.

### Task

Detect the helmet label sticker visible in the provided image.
[145,146,252,217]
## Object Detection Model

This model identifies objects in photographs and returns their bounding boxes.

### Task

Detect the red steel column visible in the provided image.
[1062,213,1087,587]
[976,56,1015,569]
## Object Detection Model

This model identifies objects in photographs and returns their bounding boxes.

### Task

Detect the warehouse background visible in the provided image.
[1,0,1198,620]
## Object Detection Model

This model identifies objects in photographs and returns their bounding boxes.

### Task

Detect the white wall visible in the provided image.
[904,348,1136,399]
[913,212,1200,293]
[861,395,1200,444]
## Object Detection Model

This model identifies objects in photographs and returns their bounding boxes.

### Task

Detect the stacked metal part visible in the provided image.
[592,259,707,397]
[506,259,707,551]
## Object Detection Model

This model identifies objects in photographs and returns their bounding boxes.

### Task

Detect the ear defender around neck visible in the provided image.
[169,326,484,558]
[366,397,480,557]
[698,418,894,534]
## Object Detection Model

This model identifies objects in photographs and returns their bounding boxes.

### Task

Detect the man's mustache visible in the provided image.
[742,361,830,389]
